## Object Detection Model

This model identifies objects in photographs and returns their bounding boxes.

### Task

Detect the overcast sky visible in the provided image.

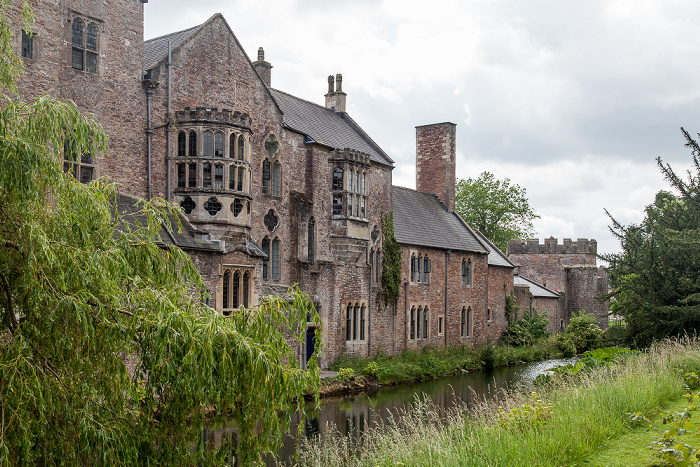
[144,1,700,257]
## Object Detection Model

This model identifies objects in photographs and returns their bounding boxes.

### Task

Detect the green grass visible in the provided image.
[329,338,564,385]
[291,338,700,466]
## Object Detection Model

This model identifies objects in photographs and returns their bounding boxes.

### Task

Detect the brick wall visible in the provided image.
[415,123,456,212]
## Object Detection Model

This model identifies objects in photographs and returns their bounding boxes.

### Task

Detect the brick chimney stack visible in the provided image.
[253,47,272,88]
[324,73,346,112]
[416,122,457,212]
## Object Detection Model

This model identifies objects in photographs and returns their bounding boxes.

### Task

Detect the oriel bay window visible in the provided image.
[330,164,367,219]
[345,301,367,342]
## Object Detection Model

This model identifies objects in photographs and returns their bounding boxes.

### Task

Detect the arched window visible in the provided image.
[188,162,196,187]
[424,255,431,283]
[177,163,186,188]
[262,159,271,194]
[262,238,270,279]
[203,131,213,157]
[308,218,316,265]
[411,254,416,282]
[416,306,422,339]
[410,306,416,340]
[353,303,359,340]
[214,164,224,189]
[72,19,97,73]
[467,307,472,337]
[332,167,343,190]
[238,166,244,192]
[202,163,212,188]
[177,131,186,157]
[222,270,230,310]
[238,135,245,160]
[272,161,281,196]
[229,165,236,190]
[229,133,236,158]
[271,237,280,280]
[188,131,197,156]
[346,303,352,341]
[232,271,240,308]
[243,272,250,307]
[423,306,428,339]
[461,307,466,337]
[362,173,367,194]
[462,259,472,286]
[214,132,224,157]
[417,255,422,282]
[467,259,472,286]
[360,304,366,340]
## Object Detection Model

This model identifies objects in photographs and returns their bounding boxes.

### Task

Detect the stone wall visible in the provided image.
[415,123,457,212]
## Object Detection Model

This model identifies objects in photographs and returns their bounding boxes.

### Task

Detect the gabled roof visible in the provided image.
[269,88,394,167]
[116,194,221,252]
[392,186,487,253]
[144,25,199,71]
[474,229,514,268]
[514,275,559,298]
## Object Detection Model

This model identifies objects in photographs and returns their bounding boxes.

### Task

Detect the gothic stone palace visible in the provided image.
[12,0,607,368]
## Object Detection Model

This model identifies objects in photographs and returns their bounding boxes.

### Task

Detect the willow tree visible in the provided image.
[0,3,320,465]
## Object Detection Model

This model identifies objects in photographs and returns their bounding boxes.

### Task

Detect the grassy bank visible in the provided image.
[295,338,700,466]
[328,337,564,385]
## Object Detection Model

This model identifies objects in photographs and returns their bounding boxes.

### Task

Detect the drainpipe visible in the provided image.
[144,85,155,199]
[444,250,450,348]
[404,281,409,350]
[166,41,172,202]
[485,255,489,343]
[368,257,372,358]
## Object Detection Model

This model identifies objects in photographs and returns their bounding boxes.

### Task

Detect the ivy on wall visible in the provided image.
[380,213,402,306]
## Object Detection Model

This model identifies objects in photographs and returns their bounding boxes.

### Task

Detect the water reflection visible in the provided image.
[207,357,576,465]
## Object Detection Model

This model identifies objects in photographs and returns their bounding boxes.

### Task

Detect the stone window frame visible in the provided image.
[462,258,473,287]
[63,138,96,184]
[330,163,368,220]
[437,315,444,336]
[409,303,430,341]
[70,14,101,74]
[221,267,252,314]
[21,29,34,59]
[261,236,281,281]
[409,250,431,284]
[344,300,367,342]
[174,126,251,195]
[307,217,316,265]
[461,305,473,338]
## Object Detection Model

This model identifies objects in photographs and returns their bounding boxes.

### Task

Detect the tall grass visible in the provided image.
[291,338,700,466]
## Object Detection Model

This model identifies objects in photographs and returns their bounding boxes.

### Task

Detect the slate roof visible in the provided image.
[392,186,488,253]
[144,25,199,71]
[269,88,394,167]
[474,229,514,268]
[514,275,559,298]
[116,194,221,252]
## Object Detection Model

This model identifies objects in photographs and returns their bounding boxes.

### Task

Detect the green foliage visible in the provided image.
[364,361,379,377]
[481,342,497,370]
[505,293,519,325]
[0,8,321,463]
[555,334,577,357]
[454,171,539,251]
[380,213,401,306]
[498,392,552,432]
[501,309,549,347]
[565,310,604,352]
[604,129,700,347]
[552,347,634,375]
[336,367,355,381]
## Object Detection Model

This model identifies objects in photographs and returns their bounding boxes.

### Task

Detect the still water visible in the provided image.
[208,357,576,465]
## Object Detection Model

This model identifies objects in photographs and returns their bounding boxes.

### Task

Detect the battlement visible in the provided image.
[175,107,251,129]
[329,148,371,166]
[507,237,597,256]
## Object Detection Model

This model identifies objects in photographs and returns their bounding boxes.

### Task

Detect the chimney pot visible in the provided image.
[335,73,343,92]
[257,47,264,61]
[327,75,334,93]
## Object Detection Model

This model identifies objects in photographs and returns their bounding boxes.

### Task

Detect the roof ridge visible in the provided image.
[144,24,200,44]
[270,88,336,115]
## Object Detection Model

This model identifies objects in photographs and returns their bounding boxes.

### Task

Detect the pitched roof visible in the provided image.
[116,194,221,252]
[474,229,514,268]
[513,275,560,298]
[144,25,199,70]
[392,186,487,253]
[269,88,394,167]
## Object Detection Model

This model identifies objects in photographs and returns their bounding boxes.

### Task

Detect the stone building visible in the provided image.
[13,1,516,367]
[507,237,609,330]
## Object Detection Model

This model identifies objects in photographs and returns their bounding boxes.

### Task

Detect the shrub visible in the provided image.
[498,392,552,431]
[565,311,603,352]
[337,367,354,381]
[501,310,550,347]
[481,343,496,370]
[555,334,577,357]
[364,362,379,378]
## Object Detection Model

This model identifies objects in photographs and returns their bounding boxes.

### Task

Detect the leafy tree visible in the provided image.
[604,128,700,347]
[0,3,320,464]
[455,171,539,251]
